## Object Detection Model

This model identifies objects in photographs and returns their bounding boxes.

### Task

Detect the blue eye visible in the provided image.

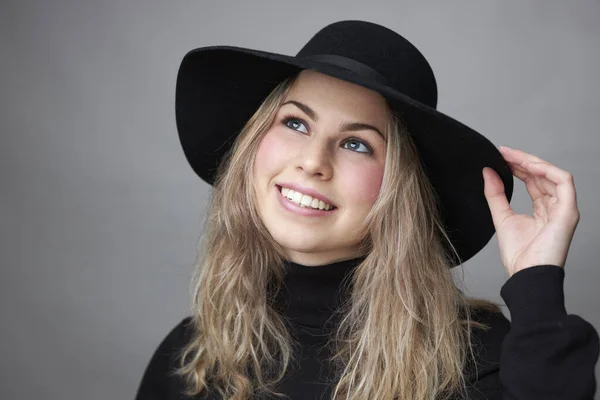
[281,114,373,155]
[343,138,372,154]
[282,116,308,133]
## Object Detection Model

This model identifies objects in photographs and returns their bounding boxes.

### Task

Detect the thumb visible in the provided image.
[482,167,514,229]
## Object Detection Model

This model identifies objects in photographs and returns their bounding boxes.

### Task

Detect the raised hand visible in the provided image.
[482,146,580,278]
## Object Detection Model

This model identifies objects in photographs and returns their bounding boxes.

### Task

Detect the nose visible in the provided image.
[296,137,333,180]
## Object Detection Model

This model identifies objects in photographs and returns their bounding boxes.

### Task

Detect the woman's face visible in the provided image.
[253,70,388,266]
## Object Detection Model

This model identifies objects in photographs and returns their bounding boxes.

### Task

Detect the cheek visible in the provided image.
[254,131,288,178]
[254,130,295,185]
[340,163,384,206]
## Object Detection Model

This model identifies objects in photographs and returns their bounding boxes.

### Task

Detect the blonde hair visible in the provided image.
[175,71,502,400]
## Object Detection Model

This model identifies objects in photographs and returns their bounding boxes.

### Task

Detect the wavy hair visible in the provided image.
[174,71,502,400]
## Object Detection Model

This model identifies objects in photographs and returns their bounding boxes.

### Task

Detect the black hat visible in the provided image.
[175,20,513,267]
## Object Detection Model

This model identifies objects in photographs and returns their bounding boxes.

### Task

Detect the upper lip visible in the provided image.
[276,182,337,207]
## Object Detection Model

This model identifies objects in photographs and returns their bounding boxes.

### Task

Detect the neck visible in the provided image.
[273,256,365,337]
[283,250,367,267]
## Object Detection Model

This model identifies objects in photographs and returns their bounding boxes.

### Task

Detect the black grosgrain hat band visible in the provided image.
[302,54,391,86]
[174,20,514,267]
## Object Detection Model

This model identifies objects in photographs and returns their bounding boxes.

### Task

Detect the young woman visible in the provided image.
[135,21,599,400]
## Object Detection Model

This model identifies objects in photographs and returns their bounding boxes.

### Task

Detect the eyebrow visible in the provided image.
[281,100,386,141]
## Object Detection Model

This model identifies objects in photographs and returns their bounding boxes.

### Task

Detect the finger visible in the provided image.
[482,167,515,228]
[497,147,579,219]
[513,160,558,199]
[505,161,546,199]
[498,146,546,164]
[523,161,578,209]
[499,147,557,198]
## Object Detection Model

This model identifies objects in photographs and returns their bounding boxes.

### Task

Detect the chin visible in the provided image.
[272,234,327,253]
[266,224,323,246]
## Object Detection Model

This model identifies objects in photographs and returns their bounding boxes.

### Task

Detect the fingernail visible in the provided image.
[499,145,512,150]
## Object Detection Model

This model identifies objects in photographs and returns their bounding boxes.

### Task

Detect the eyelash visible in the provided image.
[280,114,374,155]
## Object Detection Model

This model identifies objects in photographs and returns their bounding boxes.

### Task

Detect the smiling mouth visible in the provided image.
[276,185,337,211]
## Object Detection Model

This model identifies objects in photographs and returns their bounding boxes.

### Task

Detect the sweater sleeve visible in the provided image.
[468,265,600,400]
[134,317,193,400]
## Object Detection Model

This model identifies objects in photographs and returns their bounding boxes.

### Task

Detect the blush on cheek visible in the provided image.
[255,132,277,169]
[254,129,293,179]
[343,165,384,205]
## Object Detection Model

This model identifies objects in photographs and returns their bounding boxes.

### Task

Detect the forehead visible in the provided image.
[284,70,389,123]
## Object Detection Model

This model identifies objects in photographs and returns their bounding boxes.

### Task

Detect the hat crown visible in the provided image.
[296,20,438,108]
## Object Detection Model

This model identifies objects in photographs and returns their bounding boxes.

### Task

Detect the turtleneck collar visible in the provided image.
[273,256,364,338]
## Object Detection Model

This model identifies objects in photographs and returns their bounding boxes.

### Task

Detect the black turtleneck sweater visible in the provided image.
[135,258,599,399]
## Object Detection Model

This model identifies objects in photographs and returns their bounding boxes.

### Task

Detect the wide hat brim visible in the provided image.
[175,45,514,268]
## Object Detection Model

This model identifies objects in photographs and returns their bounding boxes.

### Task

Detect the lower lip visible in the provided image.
[275,186,337,217]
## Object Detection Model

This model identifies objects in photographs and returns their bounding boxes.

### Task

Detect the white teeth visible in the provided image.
[300,195,312,206]
[292,191,303,203]
[319,200,327,210]
[278,186,333,211]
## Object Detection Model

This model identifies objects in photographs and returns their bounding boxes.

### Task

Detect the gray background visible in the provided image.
[2,1,599,399]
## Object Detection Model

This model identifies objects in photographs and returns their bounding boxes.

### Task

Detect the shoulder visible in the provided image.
[470,307,511,352]
[158,316,195,360]
[167,316,195,342]
[464,307,511,382]
[142,316,196,379]
[134,317,196,399]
